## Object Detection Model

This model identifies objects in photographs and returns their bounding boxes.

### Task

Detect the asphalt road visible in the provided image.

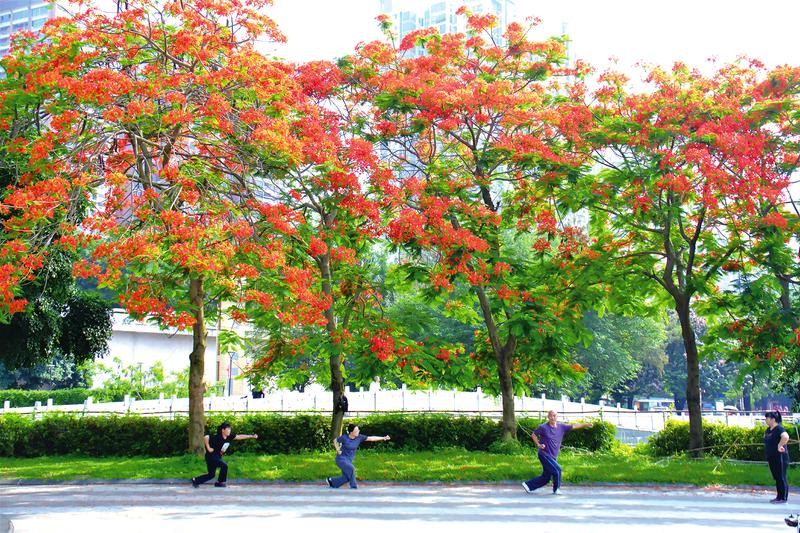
[0,482,796,532]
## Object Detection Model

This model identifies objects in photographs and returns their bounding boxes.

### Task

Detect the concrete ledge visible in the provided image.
[0,516,13,533]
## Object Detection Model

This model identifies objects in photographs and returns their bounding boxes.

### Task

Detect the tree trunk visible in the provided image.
[475,286,516,440]
[497,347,516,440]
[742,376,752,412]
[188,277,207,455]
[675,297,703,457]
[319,253,345,439]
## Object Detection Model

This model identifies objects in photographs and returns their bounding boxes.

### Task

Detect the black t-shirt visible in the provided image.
[764,424,789,459]
[207,433,237,458]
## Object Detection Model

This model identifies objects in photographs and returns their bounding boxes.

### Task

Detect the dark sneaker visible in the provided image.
[350,486,358,489]
[770,498,787,504]
[191,478,199,488]
[521,482,532,494]
[214,482,227,488]
[326,477,333,488]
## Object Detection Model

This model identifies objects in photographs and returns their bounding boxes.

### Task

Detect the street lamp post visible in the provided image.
[227,352,237,396]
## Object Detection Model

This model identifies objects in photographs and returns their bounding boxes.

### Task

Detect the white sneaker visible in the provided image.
[521,482,532,493]
[553,489,564,495]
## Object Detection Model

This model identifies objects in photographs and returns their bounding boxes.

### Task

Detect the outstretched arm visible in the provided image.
[233,434,258,440]
[573,423,594,430]
[366,435,391,442]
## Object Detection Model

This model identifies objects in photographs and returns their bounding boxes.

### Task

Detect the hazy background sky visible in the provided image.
[268,0,798,73]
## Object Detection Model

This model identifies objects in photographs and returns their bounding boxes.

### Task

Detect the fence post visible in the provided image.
[401,384,406,412]
[2,400,9,411]
[477,387,482,414]
[47,398,53,410]
[540,393,546,419]
[581,397,585,415]
[34,401,41,419]
[617,402,621,425]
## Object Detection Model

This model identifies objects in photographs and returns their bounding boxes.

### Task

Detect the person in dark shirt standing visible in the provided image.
[764,411,790,503]
[192,422,258,488]
[522,410,593,495]
[326,423,390,489]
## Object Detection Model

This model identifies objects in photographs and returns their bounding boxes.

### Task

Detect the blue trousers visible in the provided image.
[768,453,789,501]
[330,456,358,488]
[523,452,562,492]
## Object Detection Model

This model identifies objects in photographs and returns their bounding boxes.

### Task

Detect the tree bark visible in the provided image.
[674,296,703,457]
[188,277,207,455]
[497,346,516,440]
[475,286,516,440]
[319,253,345,439]
[742,376,752,412]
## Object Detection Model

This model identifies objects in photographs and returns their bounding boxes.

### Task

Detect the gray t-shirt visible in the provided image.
[336,434,368,461]
[533,422,573,458]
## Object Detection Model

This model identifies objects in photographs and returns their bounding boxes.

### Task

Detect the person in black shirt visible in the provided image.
[764,411,790,503]
[191,422,258,488]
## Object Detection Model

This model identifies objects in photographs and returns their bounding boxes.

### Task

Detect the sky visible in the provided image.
[267,0,799,74]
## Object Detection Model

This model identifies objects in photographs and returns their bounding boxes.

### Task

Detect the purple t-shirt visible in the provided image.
[533,422,573,458]
[336,434,368,461]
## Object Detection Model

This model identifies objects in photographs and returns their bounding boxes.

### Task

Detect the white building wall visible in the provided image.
[99,310,220,387]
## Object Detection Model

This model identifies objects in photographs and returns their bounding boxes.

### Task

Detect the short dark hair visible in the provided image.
[218,421,232,434]
[346,423,358,434]
[765,411,783,424]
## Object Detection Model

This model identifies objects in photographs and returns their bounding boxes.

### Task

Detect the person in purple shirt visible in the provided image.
[326,423,390,489]
[522,410,593,495]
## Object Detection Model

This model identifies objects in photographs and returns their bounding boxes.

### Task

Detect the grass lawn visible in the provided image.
[0,448,784,487]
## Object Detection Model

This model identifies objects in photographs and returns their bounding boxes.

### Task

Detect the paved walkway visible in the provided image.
[0,482,795,532]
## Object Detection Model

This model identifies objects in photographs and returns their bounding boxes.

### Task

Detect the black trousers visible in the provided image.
[767,453,789,501]
[195,455,228,484]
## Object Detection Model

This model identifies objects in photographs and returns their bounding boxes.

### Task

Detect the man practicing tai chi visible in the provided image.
[522,410,593,495]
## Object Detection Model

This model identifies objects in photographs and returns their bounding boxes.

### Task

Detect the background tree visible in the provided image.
[565,312,666,406]
[585,62,794,454]
[345,10,605,440]
[0,0,305,453]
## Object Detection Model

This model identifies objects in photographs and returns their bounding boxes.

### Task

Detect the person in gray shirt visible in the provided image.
[326,423,390,489]
[522,410,593,495]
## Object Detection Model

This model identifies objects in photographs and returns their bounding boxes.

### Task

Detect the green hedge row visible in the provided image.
[0,413,615,457]
[649,420,799,460]
[0,389,99,407]
[0,388,196,407]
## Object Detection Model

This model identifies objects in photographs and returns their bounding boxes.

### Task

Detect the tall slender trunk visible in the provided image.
[497,346,516,439]
[188,277,207,455]
[319,254,344,439]
[742,376,752,412]
[475,286,516,440]
[674,296,703,457]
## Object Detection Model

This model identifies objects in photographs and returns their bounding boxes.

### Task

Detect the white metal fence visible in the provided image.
[2,388,790,434]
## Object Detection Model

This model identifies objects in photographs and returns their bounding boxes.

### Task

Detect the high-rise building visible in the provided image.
[0,0,57,58]
[379,0,516,56]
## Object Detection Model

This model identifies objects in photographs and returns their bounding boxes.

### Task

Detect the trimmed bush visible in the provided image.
[649,420,798,460]
[0,412,617,457]
[516,417,617,452]
[0,389,98,408]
